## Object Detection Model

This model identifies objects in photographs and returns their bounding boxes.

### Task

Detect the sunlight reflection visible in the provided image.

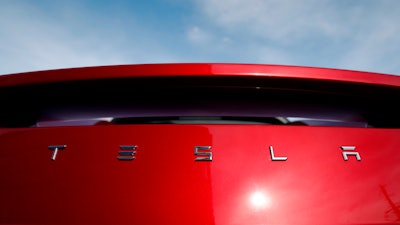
[249,191,272,209]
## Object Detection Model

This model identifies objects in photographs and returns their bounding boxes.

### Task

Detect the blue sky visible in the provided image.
[1,0,400,76]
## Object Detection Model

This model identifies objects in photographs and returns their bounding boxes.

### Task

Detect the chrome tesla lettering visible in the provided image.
[340,146,361,161]
[269,146,288,161]
[48,145,67,161]
[194,146,212,161]
[46,143,364,162]
[118,145,137,161]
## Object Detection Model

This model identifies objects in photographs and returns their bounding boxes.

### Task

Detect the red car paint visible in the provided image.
[0,63,399,225]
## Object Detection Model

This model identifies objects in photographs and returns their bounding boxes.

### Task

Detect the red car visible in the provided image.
[1,63,399,224]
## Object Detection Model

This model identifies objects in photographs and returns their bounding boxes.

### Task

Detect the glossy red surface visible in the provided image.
[1,63,400,87]
[1,63,400,225]
[0,125,399,224]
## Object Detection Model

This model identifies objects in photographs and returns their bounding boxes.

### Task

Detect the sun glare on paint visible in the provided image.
[249,191,271,209]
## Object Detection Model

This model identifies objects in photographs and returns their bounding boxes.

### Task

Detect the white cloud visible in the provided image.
[0,2,118,74]
[186,26,211,44]
[0,1,181,75]
[337,3,400,75]
[253,46,294,65]
[1,0,400,76]
[194,0,349,42]
[192,0,400,75]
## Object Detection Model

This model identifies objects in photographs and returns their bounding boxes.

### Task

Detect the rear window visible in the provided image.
[0,76,399,128]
